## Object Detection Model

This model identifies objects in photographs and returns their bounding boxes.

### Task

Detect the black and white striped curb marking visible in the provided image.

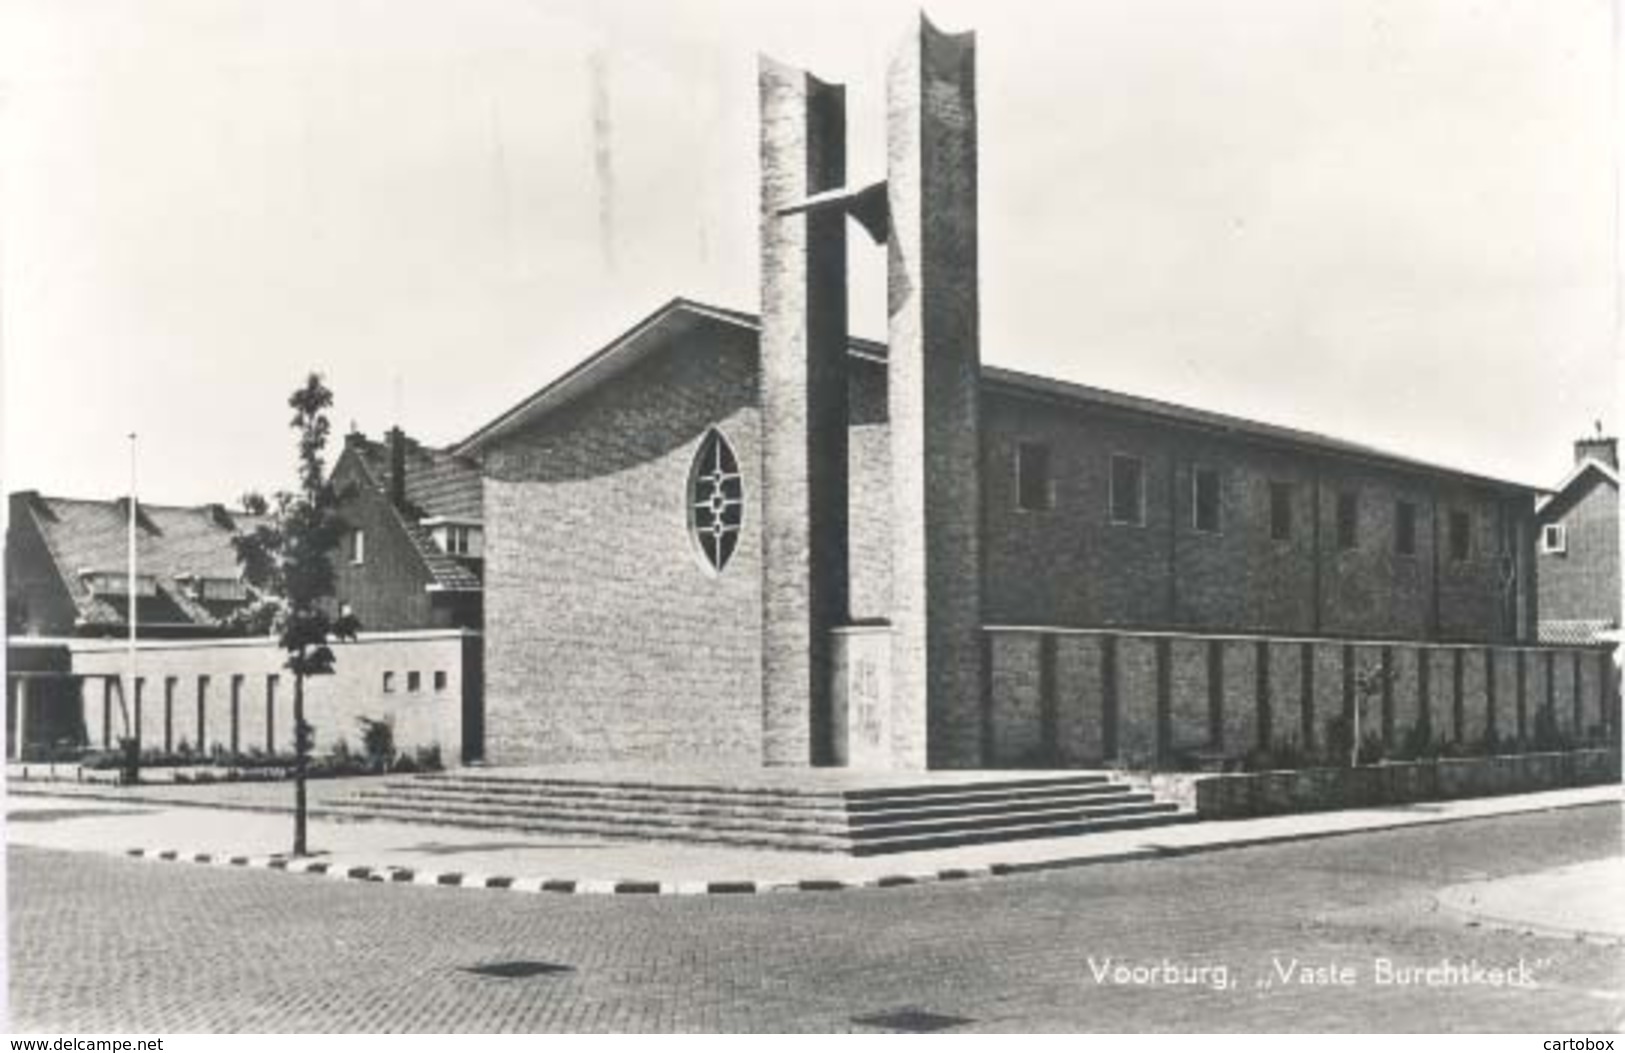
[121,847,1001,895]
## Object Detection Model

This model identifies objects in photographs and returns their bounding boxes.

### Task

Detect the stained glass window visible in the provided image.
[690,428,743,573]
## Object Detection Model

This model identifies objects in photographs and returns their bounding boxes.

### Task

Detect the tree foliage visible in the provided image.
[228,374,360,663]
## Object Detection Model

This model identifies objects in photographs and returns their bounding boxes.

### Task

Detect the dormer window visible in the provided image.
[424,519,483,559]
[80,571,157,597]
[175,574,248,602]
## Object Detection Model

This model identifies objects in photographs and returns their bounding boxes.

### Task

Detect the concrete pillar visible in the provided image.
[886,15,983,768]
[10,678,27,760]
[758,57,849,767]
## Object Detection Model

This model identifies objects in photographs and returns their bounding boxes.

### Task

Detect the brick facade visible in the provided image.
[980,387,1532,643]
[479,322,764,767]
[1537,470,1619,626]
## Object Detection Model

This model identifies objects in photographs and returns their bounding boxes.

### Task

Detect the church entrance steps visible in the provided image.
[322,768,1194,854]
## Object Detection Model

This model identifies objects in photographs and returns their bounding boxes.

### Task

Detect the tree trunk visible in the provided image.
[293,663,308,857]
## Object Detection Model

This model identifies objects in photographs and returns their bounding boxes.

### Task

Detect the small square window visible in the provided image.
[407,671,421,692]
[1336,492,1359,550]
[1015,442,1052,512]
[1110,455,1145,526]
[1395,501,1417,556]
[1449,510,1471,562]
[1268,481,1293,541]
[1541,523,1567,554]
[1192,467,1221,533]
[382,671,395,694]
[433,671,448,692]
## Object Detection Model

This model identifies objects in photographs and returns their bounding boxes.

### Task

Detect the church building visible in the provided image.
[455,17,1593,773]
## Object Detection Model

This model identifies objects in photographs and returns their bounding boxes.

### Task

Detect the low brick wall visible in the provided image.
[1193,748,1622,819]
[983,626,1620,770]
[52,631,477,763]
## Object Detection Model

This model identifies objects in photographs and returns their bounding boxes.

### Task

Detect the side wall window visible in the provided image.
[1336,492,1359,550]
[1015,443,1053,512]
[1110,455,1145,526]
[1192,467,1221,533]
[1268,481,1293,541]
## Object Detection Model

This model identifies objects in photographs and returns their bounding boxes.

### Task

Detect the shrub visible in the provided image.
[357,717,395,773]
[414,745,444,772]
[1531,706,1571,752]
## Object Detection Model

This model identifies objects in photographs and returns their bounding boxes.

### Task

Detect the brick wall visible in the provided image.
[985,626,1615,770]
[1538,476,1620,624]
[979,389,1528,643]
[480,324,764,767]
[66,631,470,760]
[329,454,440,632]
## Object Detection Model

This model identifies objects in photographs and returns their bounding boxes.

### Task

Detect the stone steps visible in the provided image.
[324,770,1193,854]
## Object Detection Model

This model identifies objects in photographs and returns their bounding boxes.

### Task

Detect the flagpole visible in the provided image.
[127,432,138,763]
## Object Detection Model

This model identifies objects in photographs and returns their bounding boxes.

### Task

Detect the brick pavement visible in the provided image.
[9,805,1623,1032]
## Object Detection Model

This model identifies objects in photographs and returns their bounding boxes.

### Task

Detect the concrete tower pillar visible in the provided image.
[759,58,850,766]
[886,16,984,768]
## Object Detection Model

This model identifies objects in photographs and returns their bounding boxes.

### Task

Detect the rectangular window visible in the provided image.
[1015,443,1052,512]
[1395,501,1417,556]
[1336,492,1359,550]
[434,671,448,692]
[348,529,366,565]
[1192,467,1221,533]
[383,671,395,694]
[1449,510,1471,562]
[1541,523,1567,554]
[1110,455,1145,526]
[407,671,421,692]
[1268,481,1293,541]
[230,675,243,754]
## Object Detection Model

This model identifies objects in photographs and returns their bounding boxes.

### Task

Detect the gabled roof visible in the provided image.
[1535,457,1618,517]
[456,297,1537,494]
[340,436,483,592]
[349,436,483,522]
[12,493,266,631]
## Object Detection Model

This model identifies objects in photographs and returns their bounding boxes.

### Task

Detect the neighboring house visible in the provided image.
[329,428,483,632]
[5,492,263,638]
[1537,431,1620,645]
[4,480,484,763]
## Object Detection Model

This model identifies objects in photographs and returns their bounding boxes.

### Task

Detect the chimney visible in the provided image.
[1574,423,1617,469]
[388,427,407,509]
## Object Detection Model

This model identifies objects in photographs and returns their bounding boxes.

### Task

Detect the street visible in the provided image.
[8,803,1623,1032]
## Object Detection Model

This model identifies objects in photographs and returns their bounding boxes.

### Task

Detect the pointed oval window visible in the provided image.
[689,428,744,574]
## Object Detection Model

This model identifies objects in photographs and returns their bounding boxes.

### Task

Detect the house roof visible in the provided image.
[341,435,483,592]
[1535,457,1618,517]
[350,435,483,522]
[456,297,1538,494]
[12,493,266,631]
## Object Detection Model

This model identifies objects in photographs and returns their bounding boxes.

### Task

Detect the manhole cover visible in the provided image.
[8,808,156,823]
[852,1007,974,1033]
[462,960,573,980]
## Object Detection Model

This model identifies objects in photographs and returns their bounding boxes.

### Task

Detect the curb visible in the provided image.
[109,791,1620,898]
[119,846,987,896]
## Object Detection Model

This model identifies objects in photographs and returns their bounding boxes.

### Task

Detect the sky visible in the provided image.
[0,0,1618,506]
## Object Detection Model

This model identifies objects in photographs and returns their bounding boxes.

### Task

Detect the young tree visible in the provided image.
[230,374,360,856]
